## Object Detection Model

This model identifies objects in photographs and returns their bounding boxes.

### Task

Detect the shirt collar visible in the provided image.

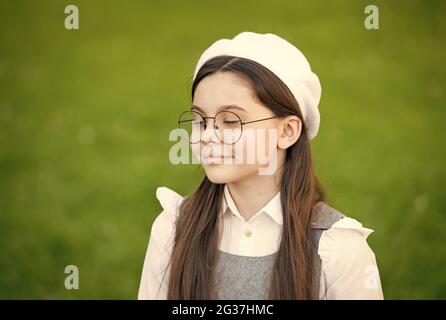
[221,184,283,226]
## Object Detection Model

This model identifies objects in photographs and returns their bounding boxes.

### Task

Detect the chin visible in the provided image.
[203,164,258,184]
[203,164,237,184]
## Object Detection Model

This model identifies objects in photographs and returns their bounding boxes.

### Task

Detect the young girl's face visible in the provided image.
[191,71,283,184]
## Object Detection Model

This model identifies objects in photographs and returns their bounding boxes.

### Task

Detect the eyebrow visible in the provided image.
[191,104,247,115]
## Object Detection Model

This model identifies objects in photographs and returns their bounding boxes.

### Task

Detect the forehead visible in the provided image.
[192,71,265,115]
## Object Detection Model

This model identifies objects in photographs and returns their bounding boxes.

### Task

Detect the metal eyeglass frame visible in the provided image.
[178,110,280,145]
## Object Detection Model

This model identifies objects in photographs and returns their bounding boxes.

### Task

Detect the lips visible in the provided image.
[201,153,233,165]
[195,145,233,165]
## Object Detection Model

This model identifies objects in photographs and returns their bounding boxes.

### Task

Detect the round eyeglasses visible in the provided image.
[178,110,280,145]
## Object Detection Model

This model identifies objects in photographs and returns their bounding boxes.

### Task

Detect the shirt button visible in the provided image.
[244,230,252,237]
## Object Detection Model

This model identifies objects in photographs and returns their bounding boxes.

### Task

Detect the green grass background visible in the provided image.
[0,0,445,299]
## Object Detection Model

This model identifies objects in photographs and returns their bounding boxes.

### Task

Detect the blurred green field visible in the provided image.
[0,0,445,299]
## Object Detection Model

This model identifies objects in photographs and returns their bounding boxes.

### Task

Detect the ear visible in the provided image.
[277,115,302,149]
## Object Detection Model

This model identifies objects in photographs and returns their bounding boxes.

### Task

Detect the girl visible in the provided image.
[138,32,384,300]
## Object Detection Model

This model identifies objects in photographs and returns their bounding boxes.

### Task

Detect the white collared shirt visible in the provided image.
[138,185,384,300]
[219,184,283,257]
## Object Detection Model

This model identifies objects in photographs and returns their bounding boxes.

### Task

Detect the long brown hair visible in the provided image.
[167,55,327,299]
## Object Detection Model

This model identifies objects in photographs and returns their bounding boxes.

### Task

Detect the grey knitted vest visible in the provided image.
[214,201,345,300]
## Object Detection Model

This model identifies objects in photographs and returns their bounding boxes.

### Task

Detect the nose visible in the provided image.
[201,118,219,144]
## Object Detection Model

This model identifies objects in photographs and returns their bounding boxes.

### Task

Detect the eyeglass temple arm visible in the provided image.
[241,116,280,125]
[178,116,280,125]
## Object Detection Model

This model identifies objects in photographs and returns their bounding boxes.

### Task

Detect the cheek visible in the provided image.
[233,127,278,164]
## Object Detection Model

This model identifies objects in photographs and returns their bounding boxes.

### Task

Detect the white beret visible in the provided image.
[192,31,322,140]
